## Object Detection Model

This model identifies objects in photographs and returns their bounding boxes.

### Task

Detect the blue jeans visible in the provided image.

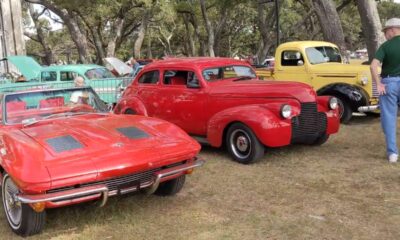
[380,77,400,156]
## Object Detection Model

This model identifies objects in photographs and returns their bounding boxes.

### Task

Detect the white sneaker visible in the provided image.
[388,154,398,163]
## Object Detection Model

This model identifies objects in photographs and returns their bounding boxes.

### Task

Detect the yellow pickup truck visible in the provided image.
[256,41,379,123]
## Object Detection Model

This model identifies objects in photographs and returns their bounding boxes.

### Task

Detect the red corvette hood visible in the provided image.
[209,79,317,102]
[19,114,199,188]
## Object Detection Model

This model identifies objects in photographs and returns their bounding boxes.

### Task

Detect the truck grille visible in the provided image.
[372,80,379,98]
[47,161,186,194]
[291,102,327,143]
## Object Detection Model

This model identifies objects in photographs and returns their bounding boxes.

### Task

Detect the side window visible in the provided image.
[163,70,191,86]
[138,70,159,84]
[60,71,78,81]
[41,71,57,82]
[281,51,304,66]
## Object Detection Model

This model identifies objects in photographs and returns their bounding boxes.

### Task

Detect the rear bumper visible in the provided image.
[16,157,205,208]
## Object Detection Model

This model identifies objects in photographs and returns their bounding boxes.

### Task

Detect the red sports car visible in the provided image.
[114,57,340,164]
[0,87,203,236]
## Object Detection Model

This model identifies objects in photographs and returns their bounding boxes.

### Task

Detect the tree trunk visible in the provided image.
[25,0,91,63]
[199,0,215,57]
[133,10,151,58]
[107,16,125,57]
[183,14,196,56]
[356,0,385,62]
[27,3,54,65]
[256,1,275,64]
[312,0,347,54]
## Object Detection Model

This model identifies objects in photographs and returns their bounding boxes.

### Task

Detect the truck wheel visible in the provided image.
[154,175,186,196]
[337,97,352,123]
[226,123,265,164]
[2,174,45,236]
[311,134,330,145]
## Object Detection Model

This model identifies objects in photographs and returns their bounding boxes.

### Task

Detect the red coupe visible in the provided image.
[0,87,203,236]
[115,57,340,164]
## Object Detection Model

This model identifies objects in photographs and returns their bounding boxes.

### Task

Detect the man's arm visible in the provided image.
[370,58,385,95]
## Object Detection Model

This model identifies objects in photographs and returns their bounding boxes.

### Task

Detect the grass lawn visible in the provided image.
[1,115,399,239]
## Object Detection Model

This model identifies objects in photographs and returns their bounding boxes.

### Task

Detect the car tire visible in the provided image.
[336,97,352,123]
[226,123,265,164]
[2,174,45,236]
[154,175,186,196]
[311,134,330,145]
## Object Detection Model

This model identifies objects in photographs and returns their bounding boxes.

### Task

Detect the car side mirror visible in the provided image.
[187,81,200,89]
[297,60,304,66]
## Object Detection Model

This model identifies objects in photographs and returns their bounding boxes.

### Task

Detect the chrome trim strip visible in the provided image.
[16,184,109,205]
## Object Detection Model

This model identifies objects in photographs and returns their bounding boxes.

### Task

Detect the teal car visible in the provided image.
[0,56,131,103]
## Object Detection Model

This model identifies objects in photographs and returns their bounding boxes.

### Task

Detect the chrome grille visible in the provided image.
[291,103,327,143]
[372,79,379,98]
[47,161,186,194]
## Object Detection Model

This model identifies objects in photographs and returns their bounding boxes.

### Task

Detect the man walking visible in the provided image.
[371,18,400,163]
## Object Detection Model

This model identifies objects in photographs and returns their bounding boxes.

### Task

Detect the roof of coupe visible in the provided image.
[146,57,250,69]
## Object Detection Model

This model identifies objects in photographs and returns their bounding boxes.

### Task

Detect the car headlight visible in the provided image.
[329,97,338,110]
[281,104,292,119]
[360,76,368,86]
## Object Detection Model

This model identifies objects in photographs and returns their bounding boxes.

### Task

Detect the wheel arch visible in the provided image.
[317,83,368,111]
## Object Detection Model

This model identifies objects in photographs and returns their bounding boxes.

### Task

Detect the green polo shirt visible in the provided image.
[375,35,400,76]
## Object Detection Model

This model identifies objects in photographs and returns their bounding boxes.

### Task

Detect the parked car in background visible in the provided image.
[0,56,131,104]
[104,57,132,77]
[0,86,203,236]
[115,57,340,164]
[255,41,379,123]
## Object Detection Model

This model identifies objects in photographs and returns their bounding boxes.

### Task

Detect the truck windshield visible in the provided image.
[305,46,342,64]
[202,65,256,81]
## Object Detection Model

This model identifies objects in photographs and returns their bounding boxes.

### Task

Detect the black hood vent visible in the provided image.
[46,135,83,153]
[117,126,149,139]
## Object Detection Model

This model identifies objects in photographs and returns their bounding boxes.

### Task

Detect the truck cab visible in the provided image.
[256,41,379,123]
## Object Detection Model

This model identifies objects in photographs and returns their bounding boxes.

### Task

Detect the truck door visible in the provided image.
[274,49,311,86]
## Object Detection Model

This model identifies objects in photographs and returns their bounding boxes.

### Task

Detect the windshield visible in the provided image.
[85,68,115,79]
[305,46,342,64]
[202,65,256,81]
[3,87,108,125]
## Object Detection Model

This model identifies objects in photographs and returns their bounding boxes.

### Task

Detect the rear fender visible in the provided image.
[207,104,295,148]
[114,96,148,116]
[317,83,368,111]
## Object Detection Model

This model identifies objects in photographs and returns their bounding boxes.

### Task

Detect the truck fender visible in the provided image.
[317,83,368,111]
[114,96,148,116]
[206,105,292,148]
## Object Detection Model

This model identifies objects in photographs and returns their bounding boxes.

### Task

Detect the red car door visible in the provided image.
[155,69,207,136]
[135,70,161,116]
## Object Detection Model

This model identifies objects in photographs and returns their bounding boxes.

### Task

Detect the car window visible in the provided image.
[41,71,57,82]
[138,70,159,84]
[281,51,304,66]
[85,68,115,79]
[60,71,78,81]
[202,65,255,81]
[163,70,196,86]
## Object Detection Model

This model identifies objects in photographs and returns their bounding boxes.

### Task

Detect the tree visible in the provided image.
[356,0,385,62]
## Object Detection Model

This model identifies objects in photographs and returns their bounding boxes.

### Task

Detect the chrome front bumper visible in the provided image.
[358,105,379,112]
[16,158,205,207]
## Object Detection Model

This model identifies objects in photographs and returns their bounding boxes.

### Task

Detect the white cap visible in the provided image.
[383,18,400,31]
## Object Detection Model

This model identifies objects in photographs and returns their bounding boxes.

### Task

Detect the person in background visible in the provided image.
[70,76,88,104]
[370,18,400,163]
[130,57,140,73]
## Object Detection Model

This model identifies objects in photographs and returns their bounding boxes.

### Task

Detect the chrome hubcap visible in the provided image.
[230,129,252,159]
[3,176,22,227]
